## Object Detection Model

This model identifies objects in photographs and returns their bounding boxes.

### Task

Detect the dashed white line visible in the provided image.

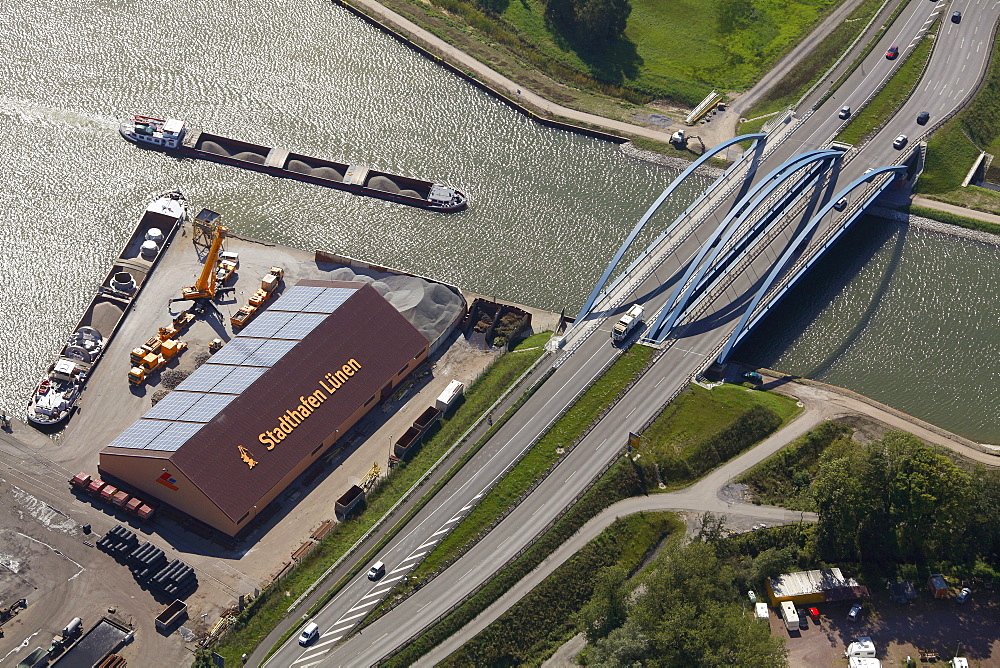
[625,407,636,419]
[445,516,462,524]
[565,470,578,483]
[655,375,667,387]
[431,527,449,537]
[595,438,608,451]
[418,540,438,550]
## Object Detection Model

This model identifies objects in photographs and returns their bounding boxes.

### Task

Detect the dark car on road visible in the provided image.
[886,45,899,59]
[917,111,930,125]
[952,11,962,23]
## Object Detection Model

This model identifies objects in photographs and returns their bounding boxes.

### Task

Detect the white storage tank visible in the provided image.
[140,239,159,258]
[144,227,164,244]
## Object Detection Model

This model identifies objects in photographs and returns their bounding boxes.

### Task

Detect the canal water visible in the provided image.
[734,217,1000,445]
[0,0,996,442]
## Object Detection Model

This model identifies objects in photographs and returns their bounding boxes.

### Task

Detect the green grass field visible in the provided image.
[637,383,801,489]
[417,0,840,106]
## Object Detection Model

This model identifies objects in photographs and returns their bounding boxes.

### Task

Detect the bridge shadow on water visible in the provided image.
[732,215,907,373]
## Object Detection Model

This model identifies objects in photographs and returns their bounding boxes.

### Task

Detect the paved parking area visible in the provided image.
[772,589,999,667]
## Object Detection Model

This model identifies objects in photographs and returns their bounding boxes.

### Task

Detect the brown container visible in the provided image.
[87,479,106,496]
[100,485,118,501]
[137,505,156,521]
[71,472,92,489]
[111,490,131,507]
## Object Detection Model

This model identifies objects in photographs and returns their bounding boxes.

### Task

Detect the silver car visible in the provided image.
[892,134,908,149]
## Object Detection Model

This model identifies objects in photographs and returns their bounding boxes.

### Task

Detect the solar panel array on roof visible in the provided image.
[106,284,363,453]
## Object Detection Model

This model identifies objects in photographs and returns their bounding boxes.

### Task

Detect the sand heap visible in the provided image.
[324,266,463,345]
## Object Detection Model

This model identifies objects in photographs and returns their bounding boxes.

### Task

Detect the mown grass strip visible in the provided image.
[904,205,1000,235]
[211,337,548,666]
[381,456,649,667]
[410,344,655,580]
[438,512,683,667]
[837,28,934,145]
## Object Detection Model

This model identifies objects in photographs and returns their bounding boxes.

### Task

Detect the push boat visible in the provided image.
[119,116,468,212]
[26,327,104,426]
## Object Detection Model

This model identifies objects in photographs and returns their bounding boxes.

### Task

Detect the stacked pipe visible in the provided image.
[126,542,168,581]
[149,558,197,597]
[96,525,139,560]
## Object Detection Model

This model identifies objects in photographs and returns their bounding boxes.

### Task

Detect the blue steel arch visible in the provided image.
[658,149,843,334]
[574,132,767,324]
[647,148,844,341]
[717,165,907,363]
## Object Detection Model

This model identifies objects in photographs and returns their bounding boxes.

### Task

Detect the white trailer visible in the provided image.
[780,601,799,631]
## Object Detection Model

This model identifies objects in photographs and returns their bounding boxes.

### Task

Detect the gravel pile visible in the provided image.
[324,266,463,344]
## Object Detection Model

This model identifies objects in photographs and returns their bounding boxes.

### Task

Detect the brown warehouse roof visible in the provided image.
[103,281,428,523]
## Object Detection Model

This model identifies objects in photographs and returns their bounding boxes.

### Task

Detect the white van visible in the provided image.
[298,621,319,646]
[849,658,881,668]
[368,561,385,581]
[780,601,799,630]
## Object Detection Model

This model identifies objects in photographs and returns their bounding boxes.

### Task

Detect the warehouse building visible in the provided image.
[767,568,869,606]
[99,280,432,536]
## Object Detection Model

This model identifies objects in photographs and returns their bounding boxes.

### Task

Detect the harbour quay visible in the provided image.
[0,192,558,666]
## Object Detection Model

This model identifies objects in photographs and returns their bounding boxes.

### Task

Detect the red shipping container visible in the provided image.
[71,472,91,489]
[137,505,155,521]
[112,490,131,507]
[87,479,106,496]
[125,497,144,515]
[100,485,118,501]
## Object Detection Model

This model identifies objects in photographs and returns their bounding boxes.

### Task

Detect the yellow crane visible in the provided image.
[181,223,228,301]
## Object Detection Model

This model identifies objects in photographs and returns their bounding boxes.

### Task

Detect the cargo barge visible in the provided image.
[119,116,468,212]
[26,192,187,427]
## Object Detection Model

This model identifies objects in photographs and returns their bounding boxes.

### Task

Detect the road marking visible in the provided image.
[595,438,607,451]
[325,623,354,635]
[457,569,472,582]
[296,659,327,668]
[654,375,667,387]
[381,574,405,585]
[432,527,449,536]
[565,470,578,483]
[625,407,636,419]
[445,515,462,524]
[295,649,332,664]
[309,637,340,650]
[417,601,431,612]
[400,551,427,564]
[347,599,379,613]
[360,588,389,601]
[461,504,473,511]
[338,610,370,624]
[418,540,438,549]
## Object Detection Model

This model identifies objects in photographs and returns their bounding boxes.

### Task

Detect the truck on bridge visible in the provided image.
[611,304,643,345]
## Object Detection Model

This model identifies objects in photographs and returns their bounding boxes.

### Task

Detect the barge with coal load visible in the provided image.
[26,192,187,428]
[119,116,468,212]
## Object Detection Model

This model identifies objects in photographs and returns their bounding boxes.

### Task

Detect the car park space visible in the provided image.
[773,589,999,667]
